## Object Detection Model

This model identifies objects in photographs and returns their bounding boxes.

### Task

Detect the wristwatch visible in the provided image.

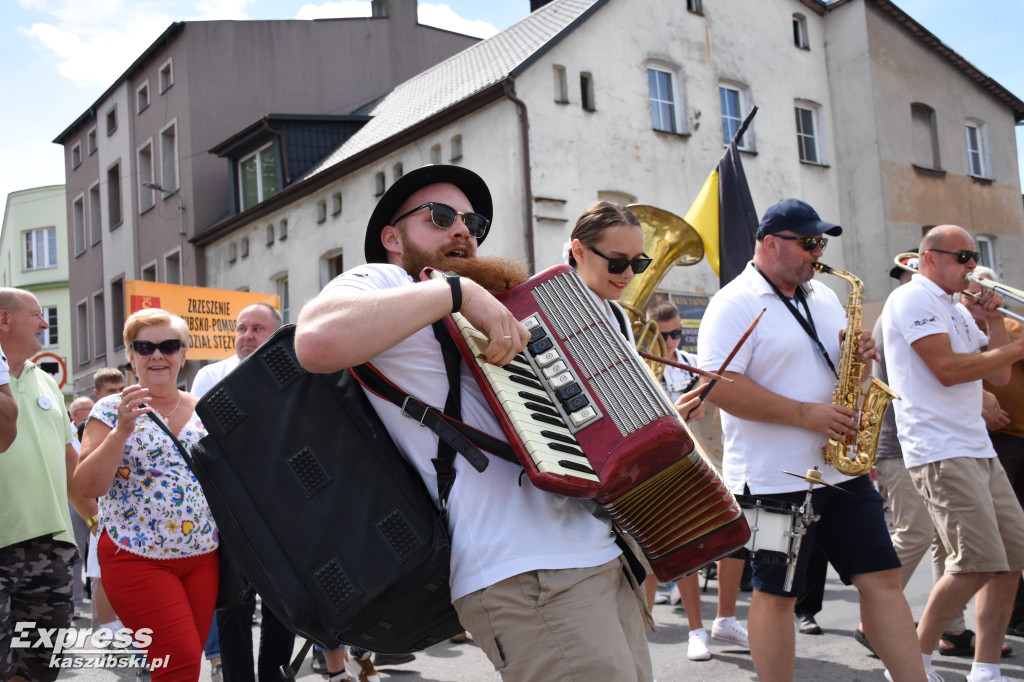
[441,271,461,314]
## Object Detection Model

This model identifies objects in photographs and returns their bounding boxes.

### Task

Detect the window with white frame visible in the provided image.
[229,243,238,263]
[106,106,117,136]
[430,144,442,164]
[107,162,122,228]
[76,301,89,365]
[793,14,809,49]
[160,121,179,193]
[332,192,342,216]
[393,163,403,182]
[976,235,995,270]
[25,227,57,271]
[136,80,150,113]
[317,200,327,223]
[911,103,941,170]
[89,183,101,245]
[450,135,462,161]
[239,143,277,210]
[648,66,683,134]
[87,128,97,155]
[279,219,288,241]
[266,224,275,245]
[72,143,82,169]
[164,251,181,285]
[276,276,290,324]
[138,141,155,212]
[93,291,105,358]
[719,85,751,149]
[795,103,824,164]
[241,238,249,258]
[553,65,569,103]
[375,172,386,196]
[965,120,989,178]
[73,197,86,255]
[159,58,173,93]
[687,0,703,14]
[580,72,595,111]
[40,306,58,347]
[141,262,157,281]
[322,250,344,288]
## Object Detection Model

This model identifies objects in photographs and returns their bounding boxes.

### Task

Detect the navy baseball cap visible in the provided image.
[364,164,493,264]
[756,198,842,239]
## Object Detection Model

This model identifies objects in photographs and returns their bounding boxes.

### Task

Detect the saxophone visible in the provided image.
[813,262,900,476]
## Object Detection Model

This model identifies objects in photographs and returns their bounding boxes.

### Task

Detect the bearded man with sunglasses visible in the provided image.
[295,165,654,682]
[879,225,1024,682]
[697,198,928,682]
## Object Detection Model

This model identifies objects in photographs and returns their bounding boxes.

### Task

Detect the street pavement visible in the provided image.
[60,550,1024,682]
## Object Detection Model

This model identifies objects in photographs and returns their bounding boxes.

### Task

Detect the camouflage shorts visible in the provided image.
[0,536,77,682]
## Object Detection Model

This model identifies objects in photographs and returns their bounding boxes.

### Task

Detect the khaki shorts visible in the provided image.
[909,456,1024,574]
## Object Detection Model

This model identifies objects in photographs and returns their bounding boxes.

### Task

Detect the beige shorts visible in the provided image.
[909,456,1024,574]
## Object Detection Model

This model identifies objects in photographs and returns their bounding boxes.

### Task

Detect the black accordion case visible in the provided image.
[188,324,463,653]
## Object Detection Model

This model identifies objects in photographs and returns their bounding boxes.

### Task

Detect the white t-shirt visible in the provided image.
[663,348,699,402]
[879,273,994,468]
[191,355,240,398]
[322,264,620,601]
[697,262,849,494]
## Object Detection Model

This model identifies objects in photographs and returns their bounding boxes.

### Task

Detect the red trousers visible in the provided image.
[98,531,219,682]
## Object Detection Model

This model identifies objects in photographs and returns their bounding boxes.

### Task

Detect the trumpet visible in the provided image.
[966,273,1024,325]
[892,252,1024,324]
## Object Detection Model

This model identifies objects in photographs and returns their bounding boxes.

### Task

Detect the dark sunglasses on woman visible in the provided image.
[926,248,980,265]
[391,202,491,240]
[132,339,182,356]
[588,246,653,274]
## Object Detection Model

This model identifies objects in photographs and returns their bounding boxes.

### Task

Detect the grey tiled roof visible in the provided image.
[303,0,604,179]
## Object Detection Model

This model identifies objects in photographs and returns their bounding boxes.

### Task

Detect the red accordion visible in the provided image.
[432,264,749,581]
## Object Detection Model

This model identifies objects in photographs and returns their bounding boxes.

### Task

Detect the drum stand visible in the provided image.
[778,467,836,592]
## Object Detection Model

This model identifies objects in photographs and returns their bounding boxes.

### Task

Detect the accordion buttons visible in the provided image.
[534,349,560,368]
[528,337,554,355]
[569,405,598,427]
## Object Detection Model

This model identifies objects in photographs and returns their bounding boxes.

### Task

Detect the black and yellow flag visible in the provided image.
[686,107,759,287]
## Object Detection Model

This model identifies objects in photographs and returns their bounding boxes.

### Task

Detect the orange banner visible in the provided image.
[125,281,279,361]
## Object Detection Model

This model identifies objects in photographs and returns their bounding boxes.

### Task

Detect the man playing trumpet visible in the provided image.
[879,225,1024,682]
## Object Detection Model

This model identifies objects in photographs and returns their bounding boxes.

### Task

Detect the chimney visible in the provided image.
[372,0,417,21]
[530,0,553,11]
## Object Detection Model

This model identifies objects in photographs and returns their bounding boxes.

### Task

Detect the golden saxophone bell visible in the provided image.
[619,205,705,380]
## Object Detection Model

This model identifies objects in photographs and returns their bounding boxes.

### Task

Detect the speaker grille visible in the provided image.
[314,557,357,611]
[375,509,424,563]
[261,342,303,389]
[287,446,332,497]
[204,386,245,435]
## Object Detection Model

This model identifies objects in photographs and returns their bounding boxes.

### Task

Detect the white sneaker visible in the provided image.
[966,675,1014,682]
[687,628,711,661]
[343,648,380,682]
[668,583,681,605]
[653,591,668,604]
[711,616,749,648]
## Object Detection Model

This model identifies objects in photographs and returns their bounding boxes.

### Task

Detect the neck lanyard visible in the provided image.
[753,264,838,378]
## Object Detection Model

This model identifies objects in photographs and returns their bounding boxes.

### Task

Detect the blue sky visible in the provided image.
[2,0,1022,213]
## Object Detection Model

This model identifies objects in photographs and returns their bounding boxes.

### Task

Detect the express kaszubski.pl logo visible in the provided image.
[12,622,168,670]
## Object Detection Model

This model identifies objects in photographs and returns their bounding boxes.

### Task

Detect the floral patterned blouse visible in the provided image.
[91,393,218,558]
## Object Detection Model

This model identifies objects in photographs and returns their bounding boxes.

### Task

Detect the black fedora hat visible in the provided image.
[364,164,492,264]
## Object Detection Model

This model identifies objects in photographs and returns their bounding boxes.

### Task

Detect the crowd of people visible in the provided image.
[2,161,1023,682]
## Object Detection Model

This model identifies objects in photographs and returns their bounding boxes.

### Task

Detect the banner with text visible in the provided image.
[125,281,280,361]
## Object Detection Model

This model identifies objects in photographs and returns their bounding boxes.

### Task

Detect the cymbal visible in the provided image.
[779,468,849,492]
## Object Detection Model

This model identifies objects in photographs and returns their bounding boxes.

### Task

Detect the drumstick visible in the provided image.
[685,307,766,419]
[638,351,732,383]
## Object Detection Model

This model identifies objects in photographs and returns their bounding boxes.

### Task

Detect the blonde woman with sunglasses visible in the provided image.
[76,308,217,682]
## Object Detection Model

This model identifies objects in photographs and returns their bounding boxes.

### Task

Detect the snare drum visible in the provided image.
[736,495,799,565]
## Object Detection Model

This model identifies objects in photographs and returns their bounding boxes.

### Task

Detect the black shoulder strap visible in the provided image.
[608,302,630,340]
[431,320,465,514]
[148,410,188,460]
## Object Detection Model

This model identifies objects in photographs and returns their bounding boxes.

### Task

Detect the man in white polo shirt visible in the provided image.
[880,224,1024,682]
[698,198,926,682]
